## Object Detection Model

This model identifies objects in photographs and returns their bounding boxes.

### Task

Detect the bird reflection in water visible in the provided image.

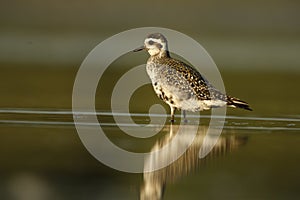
[140,124,247,200]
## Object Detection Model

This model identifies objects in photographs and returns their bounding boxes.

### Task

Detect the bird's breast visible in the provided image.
[146,61,160,82]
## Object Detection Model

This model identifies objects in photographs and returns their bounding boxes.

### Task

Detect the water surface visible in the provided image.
[0,106,299,199]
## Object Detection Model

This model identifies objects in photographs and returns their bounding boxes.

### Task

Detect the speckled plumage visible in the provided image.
[133,33,252,121]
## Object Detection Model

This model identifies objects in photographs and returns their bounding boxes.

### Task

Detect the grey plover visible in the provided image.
[133,33,252,121]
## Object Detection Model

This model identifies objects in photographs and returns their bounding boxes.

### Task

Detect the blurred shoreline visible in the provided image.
[1,30,299,70]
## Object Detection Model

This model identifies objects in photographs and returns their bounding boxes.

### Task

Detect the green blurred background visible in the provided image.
[1,0,300,200]
[1,0,300,114]
[1,0,300,69]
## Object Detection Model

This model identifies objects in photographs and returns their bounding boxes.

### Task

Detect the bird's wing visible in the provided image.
[158,58,227,102]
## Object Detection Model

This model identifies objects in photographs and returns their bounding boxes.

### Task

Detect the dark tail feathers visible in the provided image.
[227,96,252,111]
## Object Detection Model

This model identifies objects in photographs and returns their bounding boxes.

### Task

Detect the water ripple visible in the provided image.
[0,109,299,131]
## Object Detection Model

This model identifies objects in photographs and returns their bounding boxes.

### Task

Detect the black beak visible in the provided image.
[133,45,145,52]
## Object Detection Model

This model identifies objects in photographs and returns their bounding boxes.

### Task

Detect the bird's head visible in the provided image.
[133,33,169,57]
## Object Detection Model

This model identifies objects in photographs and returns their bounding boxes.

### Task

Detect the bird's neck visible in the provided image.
[157,50,170,58]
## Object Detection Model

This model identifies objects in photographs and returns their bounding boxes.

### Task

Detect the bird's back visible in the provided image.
[146,56,228,111]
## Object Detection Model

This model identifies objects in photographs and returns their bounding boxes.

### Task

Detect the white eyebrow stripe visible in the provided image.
[145,38,162,44]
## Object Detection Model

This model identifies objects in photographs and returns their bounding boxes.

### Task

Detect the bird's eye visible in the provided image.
[148,40,154,45]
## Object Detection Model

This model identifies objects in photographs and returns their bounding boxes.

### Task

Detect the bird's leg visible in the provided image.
[183,110,188,122]
[170,107,176,123]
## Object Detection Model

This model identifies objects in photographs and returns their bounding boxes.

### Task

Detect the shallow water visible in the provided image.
[0,107,300,199]
[1,59,300,199]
